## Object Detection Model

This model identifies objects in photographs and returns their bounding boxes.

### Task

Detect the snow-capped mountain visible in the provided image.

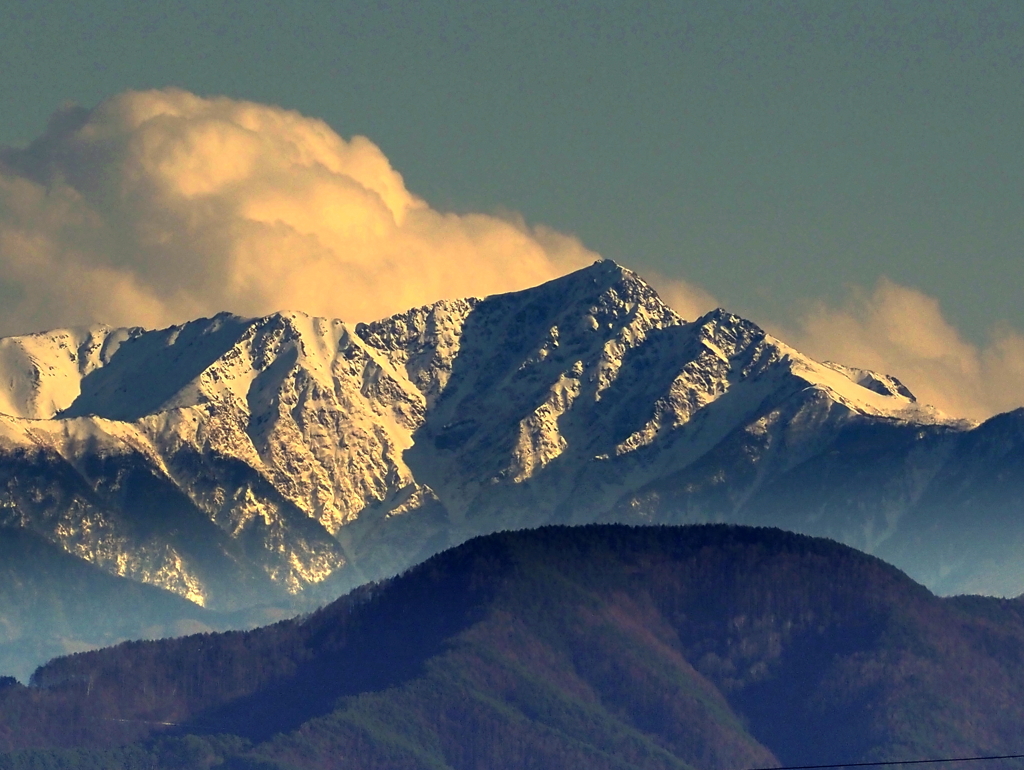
[0,260,1020,646]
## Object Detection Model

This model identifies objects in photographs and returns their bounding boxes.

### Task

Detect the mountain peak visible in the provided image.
[524,259,664,308]
[695,307,746,326]
[575,257,630,280]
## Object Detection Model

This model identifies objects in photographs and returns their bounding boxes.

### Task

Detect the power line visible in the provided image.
[749,755,1024,770]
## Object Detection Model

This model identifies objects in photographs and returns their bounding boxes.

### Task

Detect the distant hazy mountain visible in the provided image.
[1,260,1022,676]
[0,527,287,682]
[5,525,1024,769]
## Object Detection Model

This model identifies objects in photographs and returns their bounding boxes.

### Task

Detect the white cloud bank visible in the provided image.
[0,88,602,335]
[771,279,1024,422]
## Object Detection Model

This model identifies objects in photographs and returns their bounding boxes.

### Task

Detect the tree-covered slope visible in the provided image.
[4,525,1024,769]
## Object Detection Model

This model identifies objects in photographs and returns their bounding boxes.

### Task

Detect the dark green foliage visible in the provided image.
[4,525,1024,769]
[0,734,252,770]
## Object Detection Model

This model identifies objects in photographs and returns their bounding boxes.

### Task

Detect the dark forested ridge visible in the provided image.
[4,524,1024,770]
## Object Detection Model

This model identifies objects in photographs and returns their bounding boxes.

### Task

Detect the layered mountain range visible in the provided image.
[1,260,1022,677]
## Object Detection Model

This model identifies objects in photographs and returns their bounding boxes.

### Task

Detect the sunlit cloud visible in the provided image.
[0,88,596,335]
[642,270,719,322]
[769,278,1024,422]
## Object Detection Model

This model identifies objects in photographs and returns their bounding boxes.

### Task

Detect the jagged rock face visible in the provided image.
[0,310,434,610]
[0,260,1019,624]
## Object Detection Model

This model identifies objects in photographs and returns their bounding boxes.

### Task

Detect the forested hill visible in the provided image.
[4,525,1024,770]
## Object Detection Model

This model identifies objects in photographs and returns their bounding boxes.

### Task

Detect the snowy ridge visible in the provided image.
[0,325,140,420]
[781,341,960,426]
[0,260,1013,619]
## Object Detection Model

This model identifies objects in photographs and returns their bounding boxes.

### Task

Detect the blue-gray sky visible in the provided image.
[0,0,1022,418]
